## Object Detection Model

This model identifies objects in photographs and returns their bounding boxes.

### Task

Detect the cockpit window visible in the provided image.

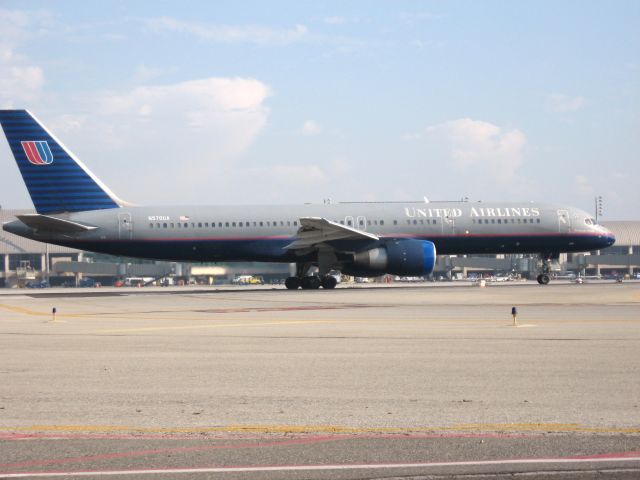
[584,218,596,226]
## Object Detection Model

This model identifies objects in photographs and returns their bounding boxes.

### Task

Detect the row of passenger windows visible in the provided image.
[407,219,438,225]
[150,220,300,229]
[150,219,391,229]
[149,217,541,229]
[472,218,540,224]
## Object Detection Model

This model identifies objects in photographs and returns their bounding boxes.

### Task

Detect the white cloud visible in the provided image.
[546,93,586,113]
[324,16,346,25]
[132,64,168,84]
[54,77,272,204]
[0,9,51,106]
[0,64,44,104]
[301,120,322,135]
[574,174,594,195]
[146,17,308,46]
[269,164,328,183]
[424,118,526,184]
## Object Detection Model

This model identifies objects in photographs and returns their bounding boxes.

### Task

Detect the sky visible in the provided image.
[0,0,638,219]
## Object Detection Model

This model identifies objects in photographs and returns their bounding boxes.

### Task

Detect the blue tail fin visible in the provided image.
[0,109,123,214]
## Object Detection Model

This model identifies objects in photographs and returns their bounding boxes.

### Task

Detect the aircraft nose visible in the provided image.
[605,230,616,247]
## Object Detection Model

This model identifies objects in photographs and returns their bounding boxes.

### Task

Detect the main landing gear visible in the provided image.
[285,275,337,290]
[285,262,337,290]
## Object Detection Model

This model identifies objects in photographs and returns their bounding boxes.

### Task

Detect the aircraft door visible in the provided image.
[118,213,133,240]
[557,209,571,234]
[344,216,354,228]
[442,215,456,235]
[356,215,367,231]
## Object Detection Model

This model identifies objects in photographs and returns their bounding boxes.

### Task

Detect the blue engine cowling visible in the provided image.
[343,239,436,277]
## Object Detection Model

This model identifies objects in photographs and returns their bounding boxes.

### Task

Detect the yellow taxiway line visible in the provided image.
[97,319,342,333]
[4,422,640,435]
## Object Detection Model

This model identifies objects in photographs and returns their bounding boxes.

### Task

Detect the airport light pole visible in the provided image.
[595,196,603,223]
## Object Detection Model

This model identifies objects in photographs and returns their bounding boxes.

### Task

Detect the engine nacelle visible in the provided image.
[345,239,436,277]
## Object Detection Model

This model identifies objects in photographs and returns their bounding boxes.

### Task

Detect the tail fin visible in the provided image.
[0,109,124,214]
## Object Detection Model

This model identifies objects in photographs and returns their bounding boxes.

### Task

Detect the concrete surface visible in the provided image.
[0,282,638,478]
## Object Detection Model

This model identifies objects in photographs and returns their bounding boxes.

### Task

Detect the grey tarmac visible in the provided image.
[0,281,639,479]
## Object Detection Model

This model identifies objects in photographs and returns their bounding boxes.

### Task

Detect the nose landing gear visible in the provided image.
[535,253,557,285]
[536,273,550,285]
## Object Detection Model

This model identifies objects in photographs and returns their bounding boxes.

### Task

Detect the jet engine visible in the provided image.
[342,239,436,277]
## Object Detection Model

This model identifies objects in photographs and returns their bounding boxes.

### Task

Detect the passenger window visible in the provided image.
[177,223,181,228]
[239,222,243,227]
[232,222,236,227]
[260,222,264,227]
[491,219,495,224]
[393,220,397,225]
[484,219,488,224]
[293,221,298,226]
[170,223,174,228]
[183,223,188,228]
[156,223,160,228]
[380,220,384,226]
[347,220,352,226]
[163,223,167,228]
[218,222,222,227]
[497,219,502,224]
[225,222,229,227]
[537,218,541,223]
[149,223,153,228]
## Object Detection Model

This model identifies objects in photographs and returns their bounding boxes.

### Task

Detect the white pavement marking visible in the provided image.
[2,456,640,477]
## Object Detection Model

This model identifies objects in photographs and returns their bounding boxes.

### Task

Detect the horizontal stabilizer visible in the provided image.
[285,217,379,250]
[16,214,97,233]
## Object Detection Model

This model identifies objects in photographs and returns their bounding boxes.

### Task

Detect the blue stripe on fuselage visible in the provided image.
[49,233,611,263]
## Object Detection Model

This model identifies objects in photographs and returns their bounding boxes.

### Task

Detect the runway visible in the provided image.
[0,282,639,478]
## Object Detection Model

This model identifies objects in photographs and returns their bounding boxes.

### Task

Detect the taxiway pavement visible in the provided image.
[0,282,639,478]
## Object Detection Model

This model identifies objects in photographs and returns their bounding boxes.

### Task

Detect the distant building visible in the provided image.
[0,209,82,287]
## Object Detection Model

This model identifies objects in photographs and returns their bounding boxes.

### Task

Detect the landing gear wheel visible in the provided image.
[285,277,301,290]
[321,275,337,289]
[537,274,550,285]
[301,276,321,290]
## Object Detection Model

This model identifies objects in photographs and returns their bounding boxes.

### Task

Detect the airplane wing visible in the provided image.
[16,214,97,233]
[284,217,379,250]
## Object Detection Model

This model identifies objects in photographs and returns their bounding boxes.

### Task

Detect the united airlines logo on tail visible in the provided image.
[21,140,53,165]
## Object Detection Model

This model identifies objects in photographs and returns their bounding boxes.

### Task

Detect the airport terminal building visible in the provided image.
[1,208,639,287]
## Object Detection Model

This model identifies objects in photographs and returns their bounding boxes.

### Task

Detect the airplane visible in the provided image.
[0,110,616,289]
